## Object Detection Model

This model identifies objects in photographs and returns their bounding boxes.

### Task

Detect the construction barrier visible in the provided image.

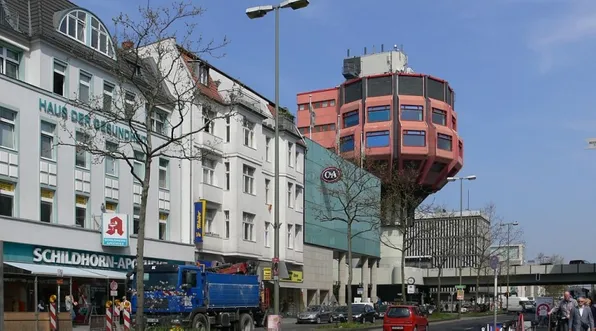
[49,294,57,331]
[123,301,131,331]
[106,300,113,331]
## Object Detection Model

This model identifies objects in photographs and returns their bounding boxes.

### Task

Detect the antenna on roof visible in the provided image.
[364,47,367,55]
[347,49,350,57]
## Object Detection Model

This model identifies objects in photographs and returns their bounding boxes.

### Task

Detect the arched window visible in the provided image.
[58,10,115,58]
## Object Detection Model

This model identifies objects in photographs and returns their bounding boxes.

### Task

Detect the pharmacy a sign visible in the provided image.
[102,213,129,247]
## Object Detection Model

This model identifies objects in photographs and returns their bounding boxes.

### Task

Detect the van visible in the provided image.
[505,296,531,312]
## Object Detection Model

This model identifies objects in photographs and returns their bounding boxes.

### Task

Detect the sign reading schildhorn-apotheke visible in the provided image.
[32,247,167,270]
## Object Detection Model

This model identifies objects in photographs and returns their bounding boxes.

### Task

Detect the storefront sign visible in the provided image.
[101,213,129,247]
[38,97,147,144]
[263,268,303,283]
[321,166,342,183]
[3,243,185,271]
[194,200,206,244]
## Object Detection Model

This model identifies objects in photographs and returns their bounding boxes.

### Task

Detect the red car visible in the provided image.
[383,305,429,331]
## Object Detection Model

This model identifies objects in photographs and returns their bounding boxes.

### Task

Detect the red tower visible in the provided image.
[296,46,463,196]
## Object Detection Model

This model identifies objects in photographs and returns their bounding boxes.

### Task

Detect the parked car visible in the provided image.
[297,305,332,324]
[376,304,388,318]
[383,305,429,331]
[330,306,348,323]
[352,304,378,323]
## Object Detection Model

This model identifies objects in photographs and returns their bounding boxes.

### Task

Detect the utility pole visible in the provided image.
[500,221,518,311]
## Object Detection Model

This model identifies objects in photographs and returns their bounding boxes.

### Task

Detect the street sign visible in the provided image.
[110,290,118,296]
[457,289,464,301]
[110,280,118,291]
[455,285,466,289]
[407,285,416,294]
[490,256,500,270]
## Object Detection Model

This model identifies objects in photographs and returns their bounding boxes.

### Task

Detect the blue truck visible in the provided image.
[128,262,270,330]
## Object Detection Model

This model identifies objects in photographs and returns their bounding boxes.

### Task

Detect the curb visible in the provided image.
[314,314,508,330]
[430,314,507,325]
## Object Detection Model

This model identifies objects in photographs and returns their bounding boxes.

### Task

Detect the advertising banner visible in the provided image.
[194,200,206,244]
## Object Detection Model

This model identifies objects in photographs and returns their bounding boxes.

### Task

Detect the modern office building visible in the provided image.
[0,0,305,316]
[302,139,381,305]
[296,46,465,293]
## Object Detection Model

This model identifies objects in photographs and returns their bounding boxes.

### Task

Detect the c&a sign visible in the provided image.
[194,200,206,243]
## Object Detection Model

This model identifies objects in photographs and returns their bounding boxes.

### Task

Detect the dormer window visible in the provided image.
[199,65,208,85]
[58,10,115,58]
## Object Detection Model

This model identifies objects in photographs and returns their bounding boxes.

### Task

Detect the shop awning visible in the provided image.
[4,262,125,279]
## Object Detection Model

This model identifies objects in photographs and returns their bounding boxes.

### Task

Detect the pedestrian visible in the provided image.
[549,291,578,331]
[64,293,77,320]
[572,296,594,331]
[590,297,596,330]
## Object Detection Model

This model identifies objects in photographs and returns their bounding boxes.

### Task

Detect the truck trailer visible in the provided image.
[129,262,270,330]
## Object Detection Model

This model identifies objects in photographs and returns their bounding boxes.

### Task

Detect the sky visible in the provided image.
[78,0,596,261]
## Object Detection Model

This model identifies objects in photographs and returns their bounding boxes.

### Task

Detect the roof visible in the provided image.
[177,46,225,104]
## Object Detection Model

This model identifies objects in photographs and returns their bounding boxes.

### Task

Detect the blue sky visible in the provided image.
[80,0,596,261]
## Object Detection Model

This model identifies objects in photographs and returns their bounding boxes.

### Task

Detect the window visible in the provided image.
[295,185,303,211]
[287,183,294,208]
[75,132,90,168]
[105,201,118,213]
[133,151,145,182]
[40,121,56,160]
[401,105,423,121]
[202,159,215,186]
[295,224,303,250]
[78,71,92,104]
[242,212,255,241]
[224,162,230,190]
[264,222,271,247]
[203,108,215,134]
[342,110,359,128]
[59,10,86,43]
[124,92,135,119]
[287,224,294,249]
[0,181,15,217]
[53,61,67,96]
[39,189,55,223]
[366,131,390,148]
[224,210,230,239]
[265,179,271,204]
[330,100,336,106]
[0,46,19,79]
[368,105,390,122]
[296,151,302,172]
[103,82,114,112]
[152,110,167,135]
[452,116,457,130]
[225,116,230,142]
[243,165,255,194]
[75,195,88,228]
[243,118,255,148]
[340,135,354,152]
[159,158,169,189]
[105,141,118,176]
[90,16,114,56]
[159,213,168,240]
[265,137,271,162]
[432,108,447,126]
[198,64,209,85]
[206,209,216,234]
[402,130,426,147]
[437,133,453,151]
[0,107,16,149]
[288,142,294,167]
[133,207,140,235]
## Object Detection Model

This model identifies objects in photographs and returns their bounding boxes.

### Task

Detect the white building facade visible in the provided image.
[0,0,305,313]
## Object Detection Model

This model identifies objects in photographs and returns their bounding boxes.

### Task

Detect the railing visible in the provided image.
[422,263,596,278]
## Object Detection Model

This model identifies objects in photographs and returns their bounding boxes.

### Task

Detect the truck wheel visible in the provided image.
[239,313,254,331]
[192,313,210,331]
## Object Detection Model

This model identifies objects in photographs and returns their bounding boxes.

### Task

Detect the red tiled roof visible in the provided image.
[266,104,275,116]
[178,50,225,104]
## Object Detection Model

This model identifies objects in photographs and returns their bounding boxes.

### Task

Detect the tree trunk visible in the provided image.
[400,246,406,303]
[436,268,442,313]
[134,157,152,331]
[475,269,480,309]
[347,224,353,322]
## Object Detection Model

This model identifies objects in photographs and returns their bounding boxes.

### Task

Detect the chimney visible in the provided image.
[121,41,134,50]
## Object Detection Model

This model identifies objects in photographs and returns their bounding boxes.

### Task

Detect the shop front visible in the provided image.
[2,242,187,330]
[262,266,305,316]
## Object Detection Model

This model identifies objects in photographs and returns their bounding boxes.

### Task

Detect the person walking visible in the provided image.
[549,291,578,331]
[572,296,594,331]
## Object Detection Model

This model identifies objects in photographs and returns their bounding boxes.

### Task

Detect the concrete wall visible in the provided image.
[302,244,334,293]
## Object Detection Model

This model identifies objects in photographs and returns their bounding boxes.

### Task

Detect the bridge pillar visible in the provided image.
[361,257,369,301]
[338,253,347,305]
[369,259,378,302]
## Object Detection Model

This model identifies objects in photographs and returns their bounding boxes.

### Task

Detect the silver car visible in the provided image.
[297,305,332,324]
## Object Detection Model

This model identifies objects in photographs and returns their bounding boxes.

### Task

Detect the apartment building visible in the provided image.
[0,0,305,313]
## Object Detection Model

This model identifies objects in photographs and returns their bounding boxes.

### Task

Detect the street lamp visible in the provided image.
[446,175,477,319]
[246,0,310,317]
[500,221,519,311]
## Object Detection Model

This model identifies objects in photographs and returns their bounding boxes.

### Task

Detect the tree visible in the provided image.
[312,152,381,322]
[373,165,439,304]
[55,2,228,329]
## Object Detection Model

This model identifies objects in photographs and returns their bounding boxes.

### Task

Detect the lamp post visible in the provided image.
[246,0,310,317]
[447,175,477,319]
[500,221,518,311]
